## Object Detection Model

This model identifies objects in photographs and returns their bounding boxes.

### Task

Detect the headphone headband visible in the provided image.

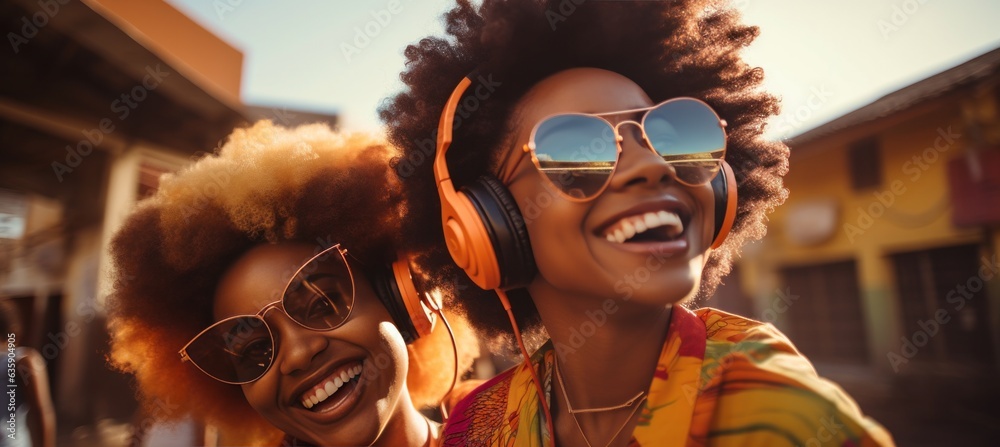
[433,76,471,184]
[434,75,504,289]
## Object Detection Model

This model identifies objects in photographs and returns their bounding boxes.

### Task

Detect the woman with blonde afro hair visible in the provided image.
[106,121,479,446]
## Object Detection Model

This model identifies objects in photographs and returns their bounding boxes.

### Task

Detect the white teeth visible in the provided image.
[613,229,625,244]
[301,364,362,409]
[656,211,683,236]
[603,209,684,243]
[634,218,647,233]
[656,210,672,224]
[622,220,636,239]
[644,212,659,229]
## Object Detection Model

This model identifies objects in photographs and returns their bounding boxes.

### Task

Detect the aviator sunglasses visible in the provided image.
[179,244,355,385]
[523,97,727,201]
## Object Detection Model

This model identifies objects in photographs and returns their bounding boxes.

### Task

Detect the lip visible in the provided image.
[298,365,365,424]
[288,356,365,409]
[601,238,690,257]
[592,197,692,237]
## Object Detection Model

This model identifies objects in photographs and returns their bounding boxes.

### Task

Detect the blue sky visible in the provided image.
[166,0,1000,139]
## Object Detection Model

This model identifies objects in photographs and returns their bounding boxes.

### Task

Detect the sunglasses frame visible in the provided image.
[179,244,355,385]
[522,97,728,202]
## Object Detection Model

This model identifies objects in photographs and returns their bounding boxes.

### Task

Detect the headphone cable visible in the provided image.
[435,305,459,422]
[495,289,556,447]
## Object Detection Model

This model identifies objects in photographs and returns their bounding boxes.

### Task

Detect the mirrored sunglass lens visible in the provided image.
[644,99,725,160]
[186,316,273,383]
[533,115,618,199]
[672,160,722,186]
[283,250,354,330]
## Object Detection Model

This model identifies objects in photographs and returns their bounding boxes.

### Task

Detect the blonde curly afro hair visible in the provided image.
[106,121,478,446]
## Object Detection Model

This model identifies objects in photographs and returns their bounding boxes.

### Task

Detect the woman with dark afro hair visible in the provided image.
[106,121,479,446]
[381,0,894,446]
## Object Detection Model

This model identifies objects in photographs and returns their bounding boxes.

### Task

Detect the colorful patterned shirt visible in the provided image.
[442,307,894,447]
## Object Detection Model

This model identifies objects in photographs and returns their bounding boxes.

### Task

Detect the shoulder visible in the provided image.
[442,379,488,415]
[694,307,809,372]
[693,306,847,399]
[440,365,519,444]
[441,344,555,447]
[691,307,895,446]
[695,307,794,346]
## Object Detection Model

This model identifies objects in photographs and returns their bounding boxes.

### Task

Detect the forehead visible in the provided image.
[213,244,319,319]
[514,68,653,129]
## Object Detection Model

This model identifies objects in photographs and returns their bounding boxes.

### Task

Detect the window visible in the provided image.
[781,260,870,363]
[848,137,881,191]
[891,244,994,368]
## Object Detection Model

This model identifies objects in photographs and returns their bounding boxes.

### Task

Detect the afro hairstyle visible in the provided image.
[379,0,789,351]
[106,121,479,446]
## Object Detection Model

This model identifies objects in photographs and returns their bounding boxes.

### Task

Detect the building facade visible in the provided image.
[713,47,1000,445]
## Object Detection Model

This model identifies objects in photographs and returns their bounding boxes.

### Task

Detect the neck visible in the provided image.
[532,280,672,406]
[370,392,436,447]
[529,280,672,445]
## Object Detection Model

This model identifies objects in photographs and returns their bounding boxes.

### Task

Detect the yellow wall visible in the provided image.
[743,96,992,373]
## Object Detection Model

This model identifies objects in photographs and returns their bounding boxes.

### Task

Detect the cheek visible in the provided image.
[376,321,408,377]
[241,379,282,421]
[512,177,563,229]
[364,322,408,393]
[523,200,587,263]
[510,171,588,237]
[510,179,598,286]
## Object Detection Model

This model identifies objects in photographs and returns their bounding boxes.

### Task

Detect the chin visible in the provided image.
[297,423,380,447]
[623,264,702,306]
[282,391,388,446]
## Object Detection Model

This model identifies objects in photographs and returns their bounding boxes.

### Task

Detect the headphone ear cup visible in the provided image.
[369,260,435,344]
[391,257,437,338]
[461,176,537,289]
[710,161,738,249]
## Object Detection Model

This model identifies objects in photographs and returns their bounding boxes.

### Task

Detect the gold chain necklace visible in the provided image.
[553,360,647,447]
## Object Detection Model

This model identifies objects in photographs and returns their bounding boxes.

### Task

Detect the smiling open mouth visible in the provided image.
[300,363,363,411]
[601,210,685,244]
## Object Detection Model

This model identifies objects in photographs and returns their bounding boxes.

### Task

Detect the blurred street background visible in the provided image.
[2,0,1000,445]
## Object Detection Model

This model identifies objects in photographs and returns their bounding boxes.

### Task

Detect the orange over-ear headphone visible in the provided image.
[712,161,738,250]
[370,256,439,343]
[433,76,537,291]
[371,254,462,421]
[433,74,739,291]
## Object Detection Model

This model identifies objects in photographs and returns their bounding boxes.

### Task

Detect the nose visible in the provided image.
[607,122,677,191]
[263,310,328,376]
